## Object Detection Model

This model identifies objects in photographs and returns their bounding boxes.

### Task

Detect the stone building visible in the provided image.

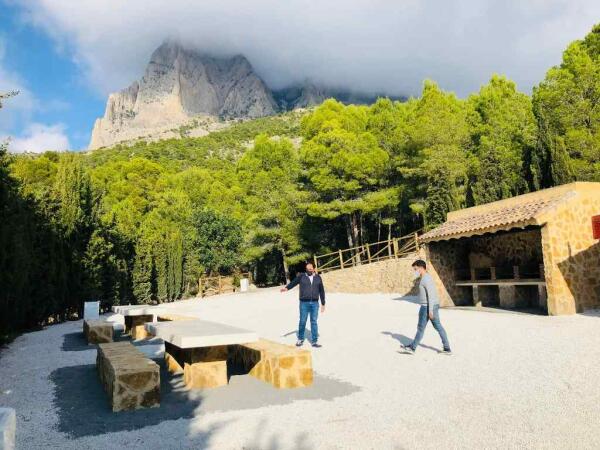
[420,182,600,315]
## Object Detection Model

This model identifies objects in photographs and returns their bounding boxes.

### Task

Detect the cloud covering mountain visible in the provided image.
[15,0,600,98]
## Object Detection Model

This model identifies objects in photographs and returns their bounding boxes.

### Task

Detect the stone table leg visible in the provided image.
[165,343,228,389]
[473,286,481,307]
[499,285,517,308]
[125,314,154,340]
[183,346,228,389]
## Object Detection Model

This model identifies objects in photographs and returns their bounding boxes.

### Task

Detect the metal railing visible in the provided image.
[313,232,420,274]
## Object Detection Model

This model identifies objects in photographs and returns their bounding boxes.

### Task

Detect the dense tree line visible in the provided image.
[1,24,600,339]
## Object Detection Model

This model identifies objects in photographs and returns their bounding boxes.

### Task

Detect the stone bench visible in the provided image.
[96,342,160,412]
[230,339,313,389]
[0,408,16,450]
[83,319,113,344]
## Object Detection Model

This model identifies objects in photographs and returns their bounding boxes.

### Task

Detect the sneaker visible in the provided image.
[440,349,453,355]
[400,345,415,354]
[296,340,304,347]
[311,342,322,348]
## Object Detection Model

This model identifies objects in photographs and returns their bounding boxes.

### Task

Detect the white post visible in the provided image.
[84,301,100,320]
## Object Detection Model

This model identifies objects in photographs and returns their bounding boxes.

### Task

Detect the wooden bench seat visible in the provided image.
[83,319,113,344]
[230,339,313,389]
[96,342,160,412]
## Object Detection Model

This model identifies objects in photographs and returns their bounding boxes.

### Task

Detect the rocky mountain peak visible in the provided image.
[89,41,277,149]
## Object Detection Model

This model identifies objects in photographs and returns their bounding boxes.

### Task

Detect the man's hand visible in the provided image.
[321,304,326,313]
[428,311,433,320]
[280,287,288,293]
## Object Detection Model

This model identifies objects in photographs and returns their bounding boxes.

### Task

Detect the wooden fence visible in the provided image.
[313,232,420,274]
[198,272,252,298]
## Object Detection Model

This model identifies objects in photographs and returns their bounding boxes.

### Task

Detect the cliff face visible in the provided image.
[89,41,403,149]
[89,42,278,149]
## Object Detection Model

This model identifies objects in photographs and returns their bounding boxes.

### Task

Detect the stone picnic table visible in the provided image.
[112,304,169,339]
[145,319,259,389]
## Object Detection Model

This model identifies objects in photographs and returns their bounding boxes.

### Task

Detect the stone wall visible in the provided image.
[540,187,600,314]
[425,240,472,307]
[319,256,420,296]
[468,228,543,270]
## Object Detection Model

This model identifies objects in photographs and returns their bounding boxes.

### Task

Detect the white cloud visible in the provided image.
[11,0,600,98]
[0,38,38,130]
[8,122,70,153]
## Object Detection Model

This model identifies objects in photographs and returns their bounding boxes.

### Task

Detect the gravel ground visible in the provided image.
[1,288,600,450]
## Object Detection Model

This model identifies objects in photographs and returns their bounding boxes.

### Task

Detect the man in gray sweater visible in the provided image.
[402,259,452,355]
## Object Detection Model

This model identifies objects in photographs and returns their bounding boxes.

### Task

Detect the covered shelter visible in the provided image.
[420,182,600,315]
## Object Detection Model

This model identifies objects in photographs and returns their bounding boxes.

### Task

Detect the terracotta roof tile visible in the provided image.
[419,195,570,242]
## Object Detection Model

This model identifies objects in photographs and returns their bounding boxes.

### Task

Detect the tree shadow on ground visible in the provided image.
[50,362,204,438]
[50,360,360,439]
[381,331,441,353]
[244,417,313,450]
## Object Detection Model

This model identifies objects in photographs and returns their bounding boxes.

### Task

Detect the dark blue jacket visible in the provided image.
[286,273,326,305]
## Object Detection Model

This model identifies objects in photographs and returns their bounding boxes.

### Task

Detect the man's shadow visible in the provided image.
[282,329,314,341]
[381,331,441,353]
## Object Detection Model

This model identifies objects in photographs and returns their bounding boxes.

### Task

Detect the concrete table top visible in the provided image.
[112,304,166,316]
[145,319,259,349]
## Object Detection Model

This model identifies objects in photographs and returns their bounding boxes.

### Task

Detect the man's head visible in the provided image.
[305,262,315,275]
[411,259,427,277]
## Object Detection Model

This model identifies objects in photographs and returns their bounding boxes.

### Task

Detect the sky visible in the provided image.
[1,0,600,153]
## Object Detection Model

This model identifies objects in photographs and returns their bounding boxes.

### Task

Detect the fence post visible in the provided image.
[414,232,420,252]
[366,244,372,263]
[339,249,344,269]
[218,276,222,294]
[313,255,318,271]
[393,239,399,258]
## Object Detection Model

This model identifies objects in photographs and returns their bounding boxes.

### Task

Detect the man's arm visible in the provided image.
[423,277,433,318]
[318,277,326,306]
[284,275,301,291]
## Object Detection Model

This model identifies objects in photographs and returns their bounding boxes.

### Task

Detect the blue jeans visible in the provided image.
[411,305,450,351]
[298,301,319,343]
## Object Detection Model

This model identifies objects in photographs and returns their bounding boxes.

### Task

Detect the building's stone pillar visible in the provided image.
[540,223,577,315]
[472,286,481,307]
[538,285,548,313]
[499,285,517,308]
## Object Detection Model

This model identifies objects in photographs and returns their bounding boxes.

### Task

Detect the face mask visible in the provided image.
[413,270,421,279]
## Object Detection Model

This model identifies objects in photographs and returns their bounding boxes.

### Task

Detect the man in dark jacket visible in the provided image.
[280,262,326,348]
